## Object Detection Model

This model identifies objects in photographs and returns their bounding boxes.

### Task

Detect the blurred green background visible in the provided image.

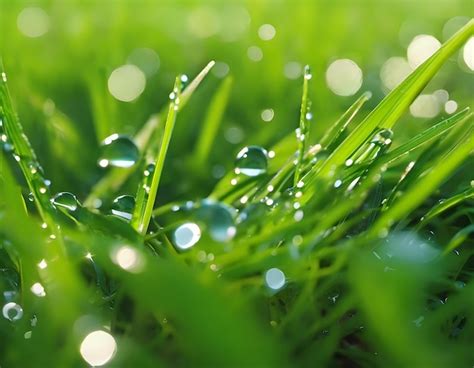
[0,0,472,202]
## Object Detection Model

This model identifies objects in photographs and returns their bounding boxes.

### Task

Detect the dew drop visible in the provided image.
[265,268,286,290]
[111,195,135,221]
[195,200,236,242]
[52,192,79,211]
[304,65,312,80]
[372,129,393,146]
[98,134,139,168]
[2,302,23,321]
[173,222,201,250]
[235,146,268,177]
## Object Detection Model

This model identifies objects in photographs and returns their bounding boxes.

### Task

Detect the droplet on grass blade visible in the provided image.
[2,302,23,321]
[235,146,268,177]
[52,192,79,211]
[111,195,135,221]
[98,134,139,168]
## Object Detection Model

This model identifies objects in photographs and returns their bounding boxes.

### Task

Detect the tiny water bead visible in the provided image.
[235,146,268,177]
[265,268,286,291]
[52,192,79,211]
[173,223,201,250]
[2,302,23,321]
[111,195,135,221]
[194,200,237,242]
[98,134,139,168]
[80,330,117,367]
[371,129,393,146]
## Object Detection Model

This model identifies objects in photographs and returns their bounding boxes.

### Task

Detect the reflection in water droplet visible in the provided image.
[235,146,268,177]
[111,195,135,221]
[52,192,79,211]
[80,330,117,367]
[195,200,236,242]
[2,302,23,321]
[98,134,139,168]
[174,223,201,250]
[38,259,48,269]
[265,268,286,290]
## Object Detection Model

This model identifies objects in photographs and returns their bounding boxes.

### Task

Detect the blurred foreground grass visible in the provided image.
[1,1,474,367]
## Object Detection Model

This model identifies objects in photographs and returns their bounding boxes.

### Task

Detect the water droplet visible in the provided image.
[2,302,23,321]
[195,200,236,242]
[143,163,155,177]
[372,129,393,146]
[80,330,117,366]
[52,192,79,211]
[173,223,201,250]
[1,72,7,82]
[304,65,312,80]
[98,134,139,168]
[265,268,286,290]
[111,195,135,221]
[235,146,268,177]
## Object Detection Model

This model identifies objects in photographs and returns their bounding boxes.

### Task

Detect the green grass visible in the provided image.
[1,2,474,367]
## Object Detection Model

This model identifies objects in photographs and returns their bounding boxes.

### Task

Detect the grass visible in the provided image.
[1,2,474,367]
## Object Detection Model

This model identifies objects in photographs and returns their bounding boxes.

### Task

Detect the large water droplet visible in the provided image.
[98,134,139,168]
[195,200,236,242]
[111,195,135,221]
[235,146,268,177]
[173,222,201,250]
[2,302,23,321]
[52,192,79,211]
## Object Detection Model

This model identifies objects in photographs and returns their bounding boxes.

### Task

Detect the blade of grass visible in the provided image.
[369,126,474,237]
[308,20,473,182]
[133,77,181,235]
[0,63,56,226]
[294,65,311,186]
[84,61,215,207]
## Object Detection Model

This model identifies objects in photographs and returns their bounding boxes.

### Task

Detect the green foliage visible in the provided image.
[0,2,473,367]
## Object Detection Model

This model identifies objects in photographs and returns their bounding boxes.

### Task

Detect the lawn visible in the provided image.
[1,1,473,367]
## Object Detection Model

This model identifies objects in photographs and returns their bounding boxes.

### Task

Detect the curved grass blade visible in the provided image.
[307,20,473,182]
[369,126,474,237]
[294,65,311,186]
[133,77,181,235]
[417,186,474,229]
[0,64,56,225]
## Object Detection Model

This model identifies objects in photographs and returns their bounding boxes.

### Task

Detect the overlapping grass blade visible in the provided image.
[84,61,215,207]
